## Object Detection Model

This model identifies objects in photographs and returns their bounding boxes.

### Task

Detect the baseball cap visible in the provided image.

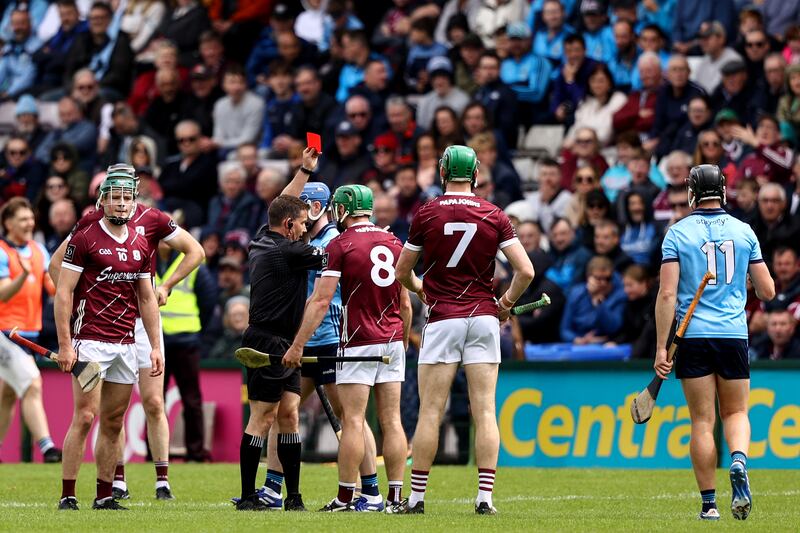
[697,21,725,39]
[714,108,740,125]
[272,2,292,21]
[426,55,453,76]
[15,94,38,116]
[506,22,531,40]
[373,132,398,152]
[223,229,251,250]
[460,33,484,49]
[580,0,606,15]
[335,120,358,137]
[721,58,747,76]
[218,256,244,271]
[190,64,213,80]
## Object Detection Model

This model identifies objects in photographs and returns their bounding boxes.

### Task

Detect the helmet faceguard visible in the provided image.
[300,182,331,223]
[97,165,138,225]
[330,185,374,230]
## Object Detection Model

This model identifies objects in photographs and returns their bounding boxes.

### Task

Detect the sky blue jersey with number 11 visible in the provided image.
[661,208,764,339]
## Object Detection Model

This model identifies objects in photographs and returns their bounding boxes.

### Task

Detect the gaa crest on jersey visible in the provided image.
[65,243,75,261]
[135,226,145,236]
[133,250,141,261]
[321,252,328,269]
[169,219,177,231]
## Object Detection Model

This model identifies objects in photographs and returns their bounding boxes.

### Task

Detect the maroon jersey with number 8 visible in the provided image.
[321,222,404,348]
[62,220,151,344]
[405,193,518,323]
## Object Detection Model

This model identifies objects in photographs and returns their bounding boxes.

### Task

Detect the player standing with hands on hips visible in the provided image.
[654,165,774,521]
[394,145,534,515]
[50,164,204,506]
[54,173,163,510]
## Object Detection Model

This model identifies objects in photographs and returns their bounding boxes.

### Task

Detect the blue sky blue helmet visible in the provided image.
[300,182,331,221]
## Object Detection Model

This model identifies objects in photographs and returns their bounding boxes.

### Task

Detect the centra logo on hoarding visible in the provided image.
[495,370,800,468]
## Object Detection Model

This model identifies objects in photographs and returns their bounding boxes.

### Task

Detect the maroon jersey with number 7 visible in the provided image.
[321,222,404,348]
[404,193,518,323]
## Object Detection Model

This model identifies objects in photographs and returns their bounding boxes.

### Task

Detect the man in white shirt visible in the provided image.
[504,158,572,233]
[692,21,742,94]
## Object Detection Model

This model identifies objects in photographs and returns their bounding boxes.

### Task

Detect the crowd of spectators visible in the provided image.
[1,0,800,361]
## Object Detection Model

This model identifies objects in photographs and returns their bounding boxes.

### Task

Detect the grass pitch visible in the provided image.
[0,463,797,532]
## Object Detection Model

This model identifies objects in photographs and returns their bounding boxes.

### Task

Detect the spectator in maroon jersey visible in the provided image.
[734,114,794,185]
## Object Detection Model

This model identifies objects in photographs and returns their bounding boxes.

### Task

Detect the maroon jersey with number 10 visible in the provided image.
[405,193,518,323]
[62,219,152,344]
[321,222,404,348]
[70,204,180,276]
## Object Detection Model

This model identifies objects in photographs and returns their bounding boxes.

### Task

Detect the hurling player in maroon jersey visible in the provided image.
[394,146,534,515]
[282,185,412,512]
[54,172,163,511]
[50,164,204,503]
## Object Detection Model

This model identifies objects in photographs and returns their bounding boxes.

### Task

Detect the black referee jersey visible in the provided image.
[247,226,326,339]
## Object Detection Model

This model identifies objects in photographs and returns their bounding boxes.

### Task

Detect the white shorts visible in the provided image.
[419,315,500,365]
[0,332,40,397]
[337,341,405,386]
[134,317,164,369]
[74,339,138,385]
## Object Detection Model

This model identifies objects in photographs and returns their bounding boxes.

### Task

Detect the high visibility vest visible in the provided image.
[155,253,202,334]
[0,239,46,332]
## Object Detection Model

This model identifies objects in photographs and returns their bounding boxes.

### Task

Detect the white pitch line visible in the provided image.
[3,490,799,509]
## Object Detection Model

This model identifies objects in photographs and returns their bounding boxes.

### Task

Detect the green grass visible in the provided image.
[0,463,797,532]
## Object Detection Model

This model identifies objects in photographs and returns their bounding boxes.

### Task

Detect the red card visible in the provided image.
[306,132,322,152]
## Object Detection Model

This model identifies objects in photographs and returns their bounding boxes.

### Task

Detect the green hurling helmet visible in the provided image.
[97,168,138,225]
[331,184,374,223]
[439,145,480,187]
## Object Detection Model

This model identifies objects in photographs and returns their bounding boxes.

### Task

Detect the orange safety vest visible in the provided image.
[0,239,47,332]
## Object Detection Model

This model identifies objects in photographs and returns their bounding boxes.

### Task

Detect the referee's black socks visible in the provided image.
[240,433,265,499]
[278,433,302,495]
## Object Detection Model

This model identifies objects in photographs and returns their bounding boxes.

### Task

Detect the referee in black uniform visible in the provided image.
[237,151,325,511]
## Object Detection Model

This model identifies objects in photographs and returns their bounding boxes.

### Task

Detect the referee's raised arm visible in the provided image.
[281,147,320,197]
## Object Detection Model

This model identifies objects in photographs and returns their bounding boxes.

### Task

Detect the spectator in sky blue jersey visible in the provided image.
[501,22,553,127]
[578,0,616,64]
[532,0,575,66]
[607,19,639,92]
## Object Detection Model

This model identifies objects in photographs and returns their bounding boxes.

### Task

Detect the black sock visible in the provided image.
[701,489,716,512]
[239,433,265,500]
[278,433,302,495]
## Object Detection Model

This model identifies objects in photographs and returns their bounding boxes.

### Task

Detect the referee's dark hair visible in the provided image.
[268,195,309,228]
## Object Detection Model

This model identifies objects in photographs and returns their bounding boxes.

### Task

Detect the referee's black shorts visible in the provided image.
[242,328,301,403]
[301,343,337,385]
[675,337,750,380]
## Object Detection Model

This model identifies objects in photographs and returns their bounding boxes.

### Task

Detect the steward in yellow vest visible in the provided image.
[155,245,217,462]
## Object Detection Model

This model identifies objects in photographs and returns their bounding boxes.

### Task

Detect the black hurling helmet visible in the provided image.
[687,164,726,207]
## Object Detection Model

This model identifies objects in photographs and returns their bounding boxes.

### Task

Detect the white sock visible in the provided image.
[363,493,383,504]
[112,480,127,491]
[156,480,170,489]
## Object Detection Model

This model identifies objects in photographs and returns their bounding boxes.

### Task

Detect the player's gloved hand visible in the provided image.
[497,293,514,322]
[57,344,77,373]
[282,345,303,368]
[654,347,673,379]
[150,349,164,377]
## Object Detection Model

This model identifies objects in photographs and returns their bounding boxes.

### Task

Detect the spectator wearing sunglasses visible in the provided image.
[0,136,47,203]
[560,255,626,344]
